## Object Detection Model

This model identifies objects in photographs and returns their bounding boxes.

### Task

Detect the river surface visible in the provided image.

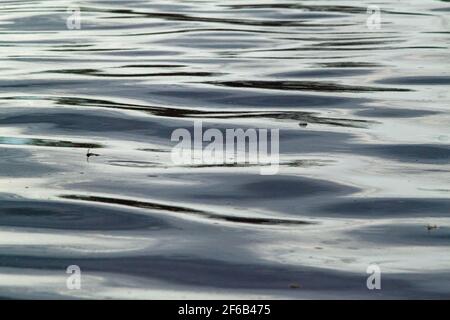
[0,0,449,299]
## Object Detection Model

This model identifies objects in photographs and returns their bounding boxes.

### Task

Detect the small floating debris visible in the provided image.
[426,224,438,231]
[86,148,100,161]
[289,283,301,289]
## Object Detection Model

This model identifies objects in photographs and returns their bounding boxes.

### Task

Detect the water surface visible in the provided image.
[0,0,449,299]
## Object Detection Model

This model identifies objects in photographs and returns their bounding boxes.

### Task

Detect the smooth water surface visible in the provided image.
[0,0,449,299]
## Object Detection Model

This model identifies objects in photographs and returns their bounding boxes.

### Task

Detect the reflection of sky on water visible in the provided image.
[0,0,449,299]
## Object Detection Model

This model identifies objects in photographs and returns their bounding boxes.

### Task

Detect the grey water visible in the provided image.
[0,0,449,299]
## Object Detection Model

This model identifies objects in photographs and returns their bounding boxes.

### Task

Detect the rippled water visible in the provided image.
[0,0,449,299]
